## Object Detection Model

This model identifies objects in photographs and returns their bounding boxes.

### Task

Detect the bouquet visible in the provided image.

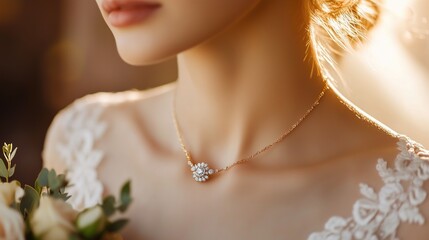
[0,143,132,240]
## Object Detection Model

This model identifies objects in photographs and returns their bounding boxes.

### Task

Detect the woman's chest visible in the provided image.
[100,155,370,240]
[95,128,396,239]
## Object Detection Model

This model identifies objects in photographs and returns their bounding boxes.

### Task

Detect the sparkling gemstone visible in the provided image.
[191,162,215,182]
[196,167,205,176]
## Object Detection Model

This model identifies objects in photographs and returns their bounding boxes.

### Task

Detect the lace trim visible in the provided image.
[52,91,151,211]
[55,98,107,211]
[308,136,429,240]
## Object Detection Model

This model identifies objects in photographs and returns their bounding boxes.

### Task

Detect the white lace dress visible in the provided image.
[42,91,429,240]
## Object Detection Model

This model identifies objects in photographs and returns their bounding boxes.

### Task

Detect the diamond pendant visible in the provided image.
[191,162,215,182]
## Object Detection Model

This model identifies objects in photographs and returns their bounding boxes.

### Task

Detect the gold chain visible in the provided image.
[171,83,330,179]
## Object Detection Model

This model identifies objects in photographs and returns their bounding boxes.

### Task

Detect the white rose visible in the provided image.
[0,181,24,205]
[30,196,78,240]
[0,203,25,240]
[0,181,25,240]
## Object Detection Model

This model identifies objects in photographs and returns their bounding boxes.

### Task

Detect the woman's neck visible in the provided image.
[174,0,327,167]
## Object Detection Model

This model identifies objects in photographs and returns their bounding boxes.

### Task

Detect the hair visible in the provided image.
[305,0,382,87]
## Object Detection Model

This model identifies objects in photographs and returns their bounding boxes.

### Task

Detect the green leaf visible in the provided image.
[8,164,16,177]
[0,158,7,178]
[51,188,71,201]
[36,168,49,187]
[102,196,116,217]
[106,219,129,232]
[118,180,132,212]
[47,169,61,190]
[20,185,40,218]
[10,147,17,160]
[35,168,69,199]
[34,182,41,194]
[35,168,49,193]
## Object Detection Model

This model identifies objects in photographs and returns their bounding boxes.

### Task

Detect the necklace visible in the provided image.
[172,84,329,182]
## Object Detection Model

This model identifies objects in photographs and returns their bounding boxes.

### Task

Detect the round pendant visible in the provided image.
[191,162,215,182]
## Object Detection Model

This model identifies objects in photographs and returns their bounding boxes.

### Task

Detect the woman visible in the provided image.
[43,0,429,239]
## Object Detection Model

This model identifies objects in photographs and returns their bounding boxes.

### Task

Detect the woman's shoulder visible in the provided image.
[43,82,175,165]
[42,83,176,210]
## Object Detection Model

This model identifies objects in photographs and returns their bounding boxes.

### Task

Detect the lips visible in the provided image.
[102,0,161,27]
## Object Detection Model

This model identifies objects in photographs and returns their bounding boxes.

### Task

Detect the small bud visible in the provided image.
[76,206,107,238]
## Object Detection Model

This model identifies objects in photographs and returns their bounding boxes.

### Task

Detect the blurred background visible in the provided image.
[0,0,428,184]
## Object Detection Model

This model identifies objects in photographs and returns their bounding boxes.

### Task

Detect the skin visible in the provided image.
[49,0,428,238]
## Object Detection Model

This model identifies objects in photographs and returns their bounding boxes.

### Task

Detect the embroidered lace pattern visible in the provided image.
[55,97,108,211]
[308,136,429,240]
[53,91,144,211]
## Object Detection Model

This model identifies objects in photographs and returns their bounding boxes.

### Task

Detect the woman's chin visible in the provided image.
[116,46,174,66]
